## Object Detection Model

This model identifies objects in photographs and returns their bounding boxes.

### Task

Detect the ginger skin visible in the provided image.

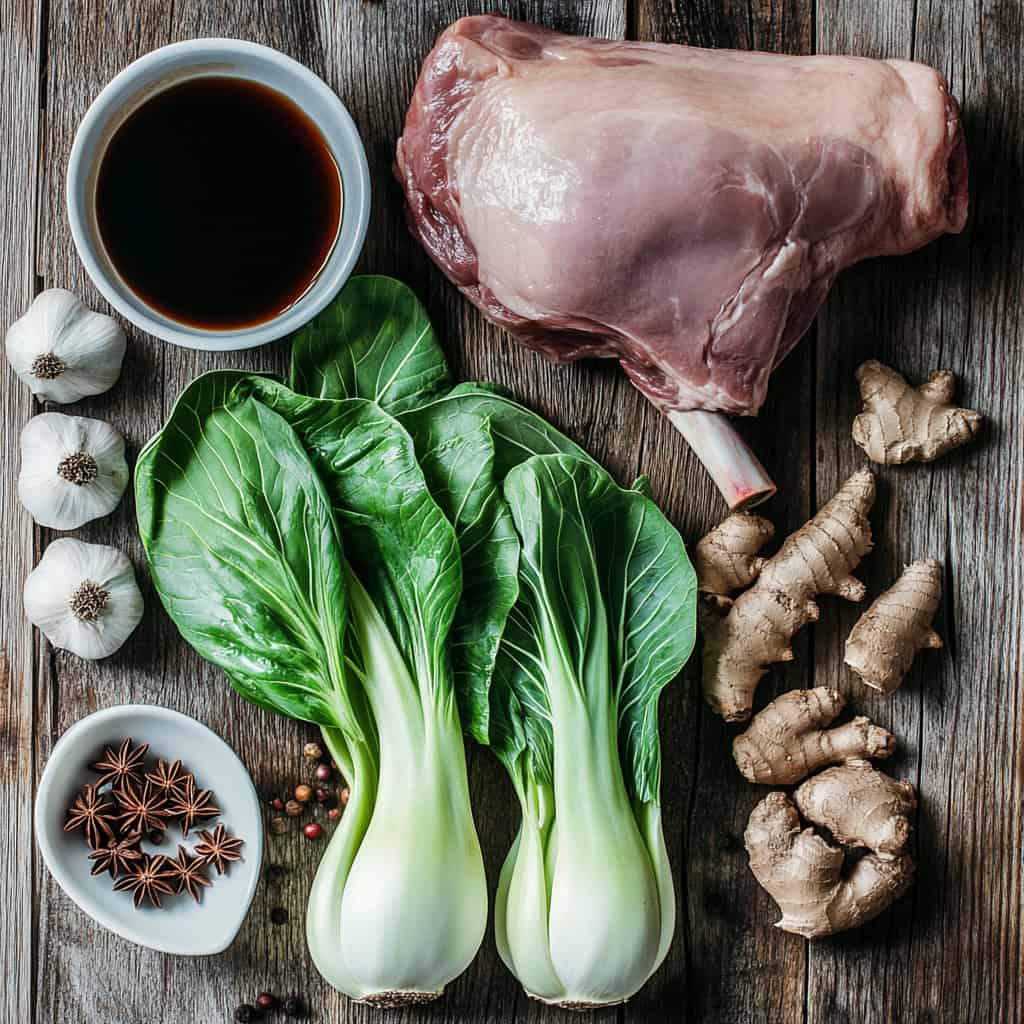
[745,791,915,938]
[695,513,774,597]
[852,360,982,464]
[844,559,943,693]
[733,687,895,785]
[793,759,917,861]
[700,470,875,722]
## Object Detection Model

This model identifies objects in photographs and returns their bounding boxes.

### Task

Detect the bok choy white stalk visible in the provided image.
[135,372,486,1006]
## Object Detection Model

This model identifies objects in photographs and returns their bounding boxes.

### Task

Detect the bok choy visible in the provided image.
[135,372,487,1006]
[490,455,695,1007]
[289,276,698,1006]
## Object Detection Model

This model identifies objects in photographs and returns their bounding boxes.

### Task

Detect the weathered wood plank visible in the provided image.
[2,2,42,1020]
[0,2,40,1023]
[812,1,1024,1022]
[629,3,815,1022]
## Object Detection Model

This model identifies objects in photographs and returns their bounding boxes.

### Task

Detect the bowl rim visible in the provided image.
[66,37,371,352]
[34,703,265,955]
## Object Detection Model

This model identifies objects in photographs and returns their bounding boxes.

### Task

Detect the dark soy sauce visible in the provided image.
[96,76,342,330]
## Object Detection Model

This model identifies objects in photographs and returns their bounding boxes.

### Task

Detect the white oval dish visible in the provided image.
[35,704,263,955]
[66,38,370,352]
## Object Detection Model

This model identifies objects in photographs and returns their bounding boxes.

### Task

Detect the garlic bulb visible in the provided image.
[18,413,129,529]
[24,539,144,660]
[5,288,126,402]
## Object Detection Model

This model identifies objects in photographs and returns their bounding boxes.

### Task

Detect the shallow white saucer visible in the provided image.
[35,704,263,955]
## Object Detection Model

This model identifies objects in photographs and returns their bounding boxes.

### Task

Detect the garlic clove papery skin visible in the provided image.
[18,413,129,529]
[5,288,126,403]
[24,538,144,660]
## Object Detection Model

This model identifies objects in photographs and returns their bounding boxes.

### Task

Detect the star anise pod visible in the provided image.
[167,845,211,903]
[144,758,192,799]
[112,854,177,908]
[88,831,143,878]
[166,779,220,836]
[90,737,149,790]
[193,825,244,875]
[64,783,118,848]
[114,778,169,835]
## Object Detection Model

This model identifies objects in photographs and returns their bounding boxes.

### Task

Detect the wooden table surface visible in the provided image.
[2,1,1021,1022]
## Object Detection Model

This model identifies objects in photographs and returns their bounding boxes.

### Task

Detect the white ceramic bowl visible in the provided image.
[35,704,264,955]
[66,38,370,351]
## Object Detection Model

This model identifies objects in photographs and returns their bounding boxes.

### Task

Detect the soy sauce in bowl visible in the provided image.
[95,76,342,331]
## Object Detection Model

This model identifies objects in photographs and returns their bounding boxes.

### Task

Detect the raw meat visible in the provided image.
[396,15,968,506]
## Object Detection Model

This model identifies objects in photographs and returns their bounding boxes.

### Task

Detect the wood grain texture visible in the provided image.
[811,1,1024,1021]
[12,0,1024,1022]
[631,4,815,1023]
[0,2,40,1023]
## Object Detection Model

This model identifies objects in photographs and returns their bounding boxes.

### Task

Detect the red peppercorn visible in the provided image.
[339,786,350,806]
[314,787,329,803]
[256,992,277,1010]
[303,822,322,840]
[314,762,331,782]
[327,807,341,821]
[270,797,284,812]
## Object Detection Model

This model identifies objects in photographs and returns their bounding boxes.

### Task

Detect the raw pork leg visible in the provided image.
[397,15,968,507]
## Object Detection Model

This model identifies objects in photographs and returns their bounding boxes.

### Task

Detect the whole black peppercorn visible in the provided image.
[234,1005,259,1023]
[270,906,289,925]
[283,995,307,1018]
[265,864,285,885]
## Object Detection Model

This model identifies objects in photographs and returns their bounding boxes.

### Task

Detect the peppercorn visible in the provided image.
[147,829,164,845]
[294,783,313,803]
[303,822,322,840]
[314,762,331,782]
[327,807,341,821]
[270,906,288,925]
[314,787,329,803]
[283,995,307,1018]
[234,1005,259,1023]
[256,992,277,1011]
[265,864,285,884]
[269,816,288,836]
[339,786,350,806]
[270,796,285,812]
[285,799,303,817]
[303,741,322,761]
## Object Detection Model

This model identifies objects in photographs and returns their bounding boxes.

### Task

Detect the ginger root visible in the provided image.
[745,790,915,938]
[793,759,917,861]
[852,360,982,464]
[733,687,894,785]
[700,470,875,722]
[844,559,943,693]
[695,513,774,596]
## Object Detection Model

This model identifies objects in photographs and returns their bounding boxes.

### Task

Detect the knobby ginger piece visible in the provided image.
[845,559,943,693]
[733,687,895,785]
[701,470,875,722]
[793,758,917,861]
[852,360,982,464]
[695,512,774,596]
[745,791,915,938]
